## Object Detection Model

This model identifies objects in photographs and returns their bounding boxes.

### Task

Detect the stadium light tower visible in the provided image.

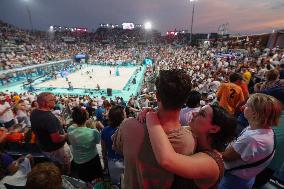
[189,0,198,44]
[144,22,152,30]
[22,0,34,31]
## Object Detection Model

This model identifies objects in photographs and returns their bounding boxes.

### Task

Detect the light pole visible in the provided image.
[189,0,197,44]
[23,0,34,32]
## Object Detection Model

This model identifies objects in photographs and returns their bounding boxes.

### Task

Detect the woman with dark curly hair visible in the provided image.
[67,107,103,182]
[146,104,237,189]
[101,105,125,185]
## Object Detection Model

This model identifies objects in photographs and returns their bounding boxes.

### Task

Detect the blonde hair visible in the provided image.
[247,93,282,126]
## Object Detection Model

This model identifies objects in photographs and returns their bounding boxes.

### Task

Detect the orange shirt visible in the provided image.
[216,83,245,115]
[6,132,24,143]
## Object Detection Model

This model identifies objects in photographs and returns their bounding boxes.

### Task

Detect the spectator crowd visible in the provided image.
[0,20,284,189]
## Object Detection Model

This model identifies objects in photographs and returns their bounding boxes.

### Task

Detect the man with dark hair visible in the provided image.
[30,92,72,174]
[216,73,245,115]
[112,69,195,189]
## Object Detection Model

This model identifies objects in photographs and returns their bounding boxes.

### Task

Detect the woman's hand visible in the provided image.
[146,112,160,127]
[137,107,153,123]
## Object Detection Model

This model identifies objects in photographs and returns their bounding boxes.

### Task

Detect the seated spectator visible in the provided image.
[179,90,201,126]
[280,61,284,79]
[145,104,237,189]
[254,69,284,92]
[0,127,8,144]
[26,163,87,189]
[26,162,61,189]
[0,153,33,188]
[67,107,103,182]
[220,93,282,189]
[5,124,24,144]
[101,105,125,185]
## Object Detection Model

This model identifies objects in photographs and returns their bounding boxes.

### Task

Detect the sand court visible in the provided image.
[35,65,137,90]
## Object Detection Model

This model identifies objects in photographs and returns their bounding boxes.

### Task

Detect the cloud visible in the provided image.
[0,0,283,34]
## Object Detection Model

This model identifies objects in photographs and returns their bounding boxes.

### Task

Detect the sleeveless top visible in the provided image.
[171,150,224,189]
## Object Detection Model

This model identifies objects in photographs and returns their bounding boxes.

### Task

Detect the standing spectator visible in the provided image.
[220,93,282,189]
[101,105,125,185]
[125,99,140,118]
[112,70,195,189]
[102,100,112,125]
[30,92,72,174]
[253,87,284,188]
[15,99,31,127]
[30,100,38,113]
[216,73,245,115]
[236,77,250,102]
[67,107,103,182]
[86,101,96,117]
[0,95,15,129]
[242,69,252,85]
[95,104,106,123]
[145,104,237,189]
[179,90,201,126]
[255,69,284,92]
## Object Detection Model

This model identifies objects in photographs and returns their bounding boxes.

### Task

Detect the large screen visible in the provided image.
[75,54,87,59]
[122,23,134,30]
[143,58,154,65]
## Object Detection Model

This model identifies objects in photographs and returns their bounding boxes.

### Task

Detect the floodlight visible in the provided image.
[144,22,152,30]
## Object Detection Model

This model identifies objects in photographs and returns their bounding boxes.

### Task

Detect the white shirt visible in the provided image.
[224,127,274,179]
[0,102,14,123]
[0,157,31,187]
[209,81,221,92]
[179,107,201,126]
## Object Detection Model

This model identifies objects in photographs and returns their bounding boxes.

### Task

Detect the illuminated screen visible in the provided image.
[143,58,153,65]
[122,23,134,30]
[75,54,86,59]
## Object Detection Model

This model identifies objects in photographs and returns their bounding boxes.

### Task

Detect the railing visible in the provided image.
[0,59,73,75]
